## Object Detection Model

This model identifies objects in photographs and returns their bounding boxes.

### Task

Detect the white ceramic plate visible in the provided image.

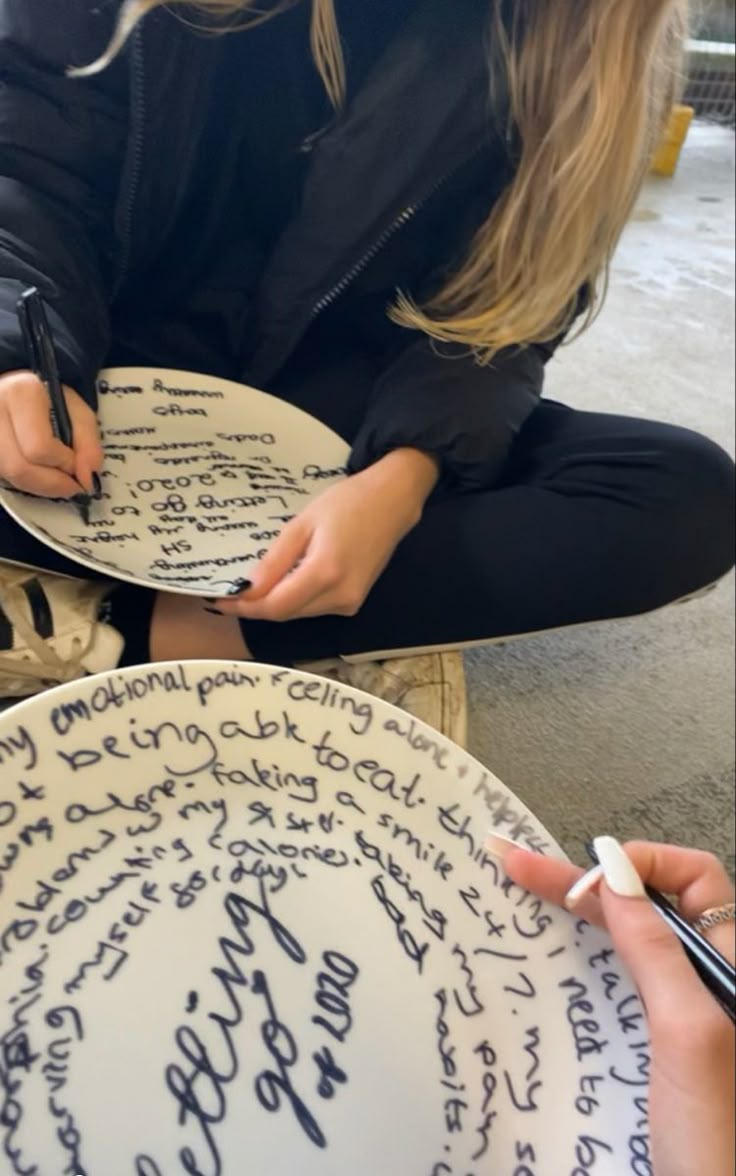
[0,662,651,1175]
[0,368,350,595]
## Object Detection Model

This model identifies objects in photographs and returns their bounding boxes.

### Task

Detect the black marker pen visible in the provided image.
[17,287,93,525]
[585,841,735,1023]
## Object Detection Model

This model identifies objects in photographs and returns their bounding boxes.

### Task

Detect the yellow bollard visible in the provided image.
[650,104,695,177]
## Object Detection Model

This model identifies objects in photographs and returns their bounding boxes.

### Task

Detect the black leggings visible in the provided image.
[1,400,734,663]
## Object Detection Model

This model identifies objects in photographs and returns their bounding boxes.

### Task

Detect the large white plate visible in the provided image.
[0,368,350,595]
[0,662,651,1175]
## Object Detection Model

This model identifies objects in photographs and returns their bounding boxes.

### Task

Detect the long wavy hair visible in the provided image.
[76,0,688,361]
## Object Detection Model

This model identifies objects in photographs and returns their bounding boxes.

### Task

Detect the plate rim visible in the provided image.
[0,366,350,596]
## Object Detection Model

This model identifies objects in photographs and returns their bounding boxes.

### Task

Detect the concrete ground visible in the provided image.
[466,122,735,873]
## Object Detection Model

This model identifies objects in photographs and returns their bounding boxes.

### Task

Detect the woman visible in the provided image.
[491,834,736,1176]
[0,0,734,703]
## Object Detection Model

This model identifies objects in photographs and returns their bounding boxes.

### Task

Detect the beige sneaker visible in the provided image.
[0,563,124,699]
[303,651,468,747]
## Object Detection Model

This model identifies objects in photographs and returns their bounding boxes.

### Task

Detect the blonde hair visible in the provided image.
[77,0,687,360]
[75,0,346,109]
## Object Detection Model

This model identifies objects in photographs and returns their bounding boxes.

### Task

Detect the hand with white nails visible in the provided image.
[486,834,735,1176]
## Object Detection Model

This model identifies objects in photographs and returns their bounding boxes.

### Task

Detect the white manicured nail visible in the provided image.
[485,832,522,861]
[593,836,646,898]
[564,865,604,910]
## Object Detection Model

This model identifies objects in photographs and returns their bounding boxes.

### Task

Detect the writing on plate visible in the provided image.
[0,368,349,594]
[0,663,650,1175]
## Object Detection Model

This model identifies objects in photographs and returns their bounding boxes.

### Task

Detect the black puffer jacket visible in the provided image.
[0,0,559,490]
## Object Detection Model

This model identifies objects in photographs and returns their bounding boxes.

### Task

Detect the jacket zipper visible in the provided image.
[310,204,421,318]
[309,152,480,320]
[114,26,147,292]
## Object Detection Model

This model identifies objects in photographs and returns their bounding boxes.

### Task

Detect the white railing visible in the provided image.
[685,39,735,123]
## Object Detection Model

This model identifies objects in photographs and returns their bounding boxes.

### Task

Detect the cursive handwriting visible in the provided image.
[148,879,316,1175]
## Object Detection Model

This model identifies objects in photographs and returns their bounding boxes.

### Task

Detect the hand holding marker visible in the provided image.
[486,832,735,1022]
[16,287,101,524]
[486,834,735,1176]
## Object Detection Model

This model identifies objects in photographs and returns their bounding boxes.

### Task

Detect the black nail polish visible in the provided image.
[91,472,103,499]
[203,607,224,616]
[71,493,91,525]
[228,578,252,596]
